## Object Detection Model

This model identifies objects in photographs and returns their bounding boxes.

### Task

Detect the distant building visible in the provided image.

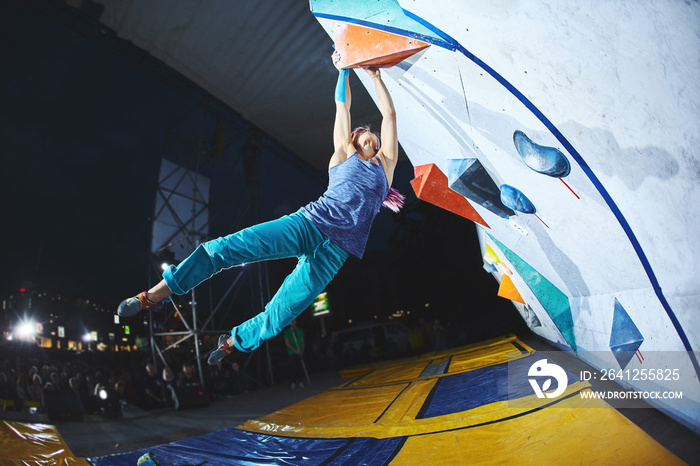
[1,288,148,352]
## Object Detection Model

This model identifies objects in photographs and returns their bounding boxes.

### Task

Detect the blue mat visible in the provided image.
[88,428,403,465]
[418,354,580,419]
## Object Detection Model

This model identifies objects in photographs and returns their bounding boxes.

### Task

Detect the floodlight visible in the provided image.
[16,321,35,338]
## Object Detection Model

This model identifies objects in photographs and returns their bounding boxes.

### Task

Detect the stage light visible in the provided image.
[161,262,169,271]
[16,321,35,338]
[98,388,109,401]
[83,333,93,342]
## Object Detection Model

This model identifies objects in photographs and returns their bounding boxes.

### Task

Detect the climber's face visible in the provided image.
[353,128,380,160]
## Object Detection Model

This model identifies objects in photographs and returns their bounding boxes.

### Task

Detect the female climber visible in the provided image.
[117,50,402,365]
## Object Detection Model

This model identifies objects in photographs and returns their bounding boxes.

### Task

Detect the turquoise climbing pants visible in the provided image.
[163,209,349,352]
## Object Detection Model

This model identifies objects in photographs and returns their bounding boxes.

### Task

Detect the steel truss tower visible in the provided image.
[148,114,276,390]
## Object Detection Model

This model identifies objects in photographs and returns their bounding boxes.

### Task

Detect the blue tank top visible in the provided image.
[303,153,389,258]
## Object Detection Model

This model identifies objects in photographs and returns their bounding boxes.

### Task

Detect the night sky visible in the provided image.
[1,1,186,302]
[0,1,526,338]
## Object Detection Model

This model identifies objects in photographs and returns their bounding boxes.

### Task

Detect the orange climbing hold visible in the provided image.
[333,22,430,69]
[498,274,525,304]
[410,164,489,227]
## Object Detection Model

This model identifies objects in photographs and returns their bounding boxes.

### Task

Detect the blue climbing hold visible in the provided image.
[447,158,515,218]
[513,130,570,177]
[500,184,535,214]
[609,298,644,369]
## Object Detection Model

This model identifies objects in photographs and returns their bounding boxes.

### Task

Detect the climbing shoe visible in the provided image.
[208,334,234,366]
[117,291,161,317]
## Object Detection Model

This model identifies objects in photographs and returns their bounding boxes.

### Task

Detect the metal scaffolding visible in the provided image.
[147,117,275,389]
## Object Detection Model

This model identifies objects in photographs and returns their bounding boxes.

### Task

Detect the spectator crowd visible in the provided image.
[0,343,249,419]
[0,315,480,421]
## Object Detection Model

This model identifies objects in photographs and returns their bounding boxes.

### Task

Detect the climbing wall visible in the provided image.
[310,0,700,431]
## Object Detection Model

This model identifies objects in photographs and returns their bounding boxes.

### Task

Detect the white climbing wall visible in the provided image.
[312,0,700,431]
